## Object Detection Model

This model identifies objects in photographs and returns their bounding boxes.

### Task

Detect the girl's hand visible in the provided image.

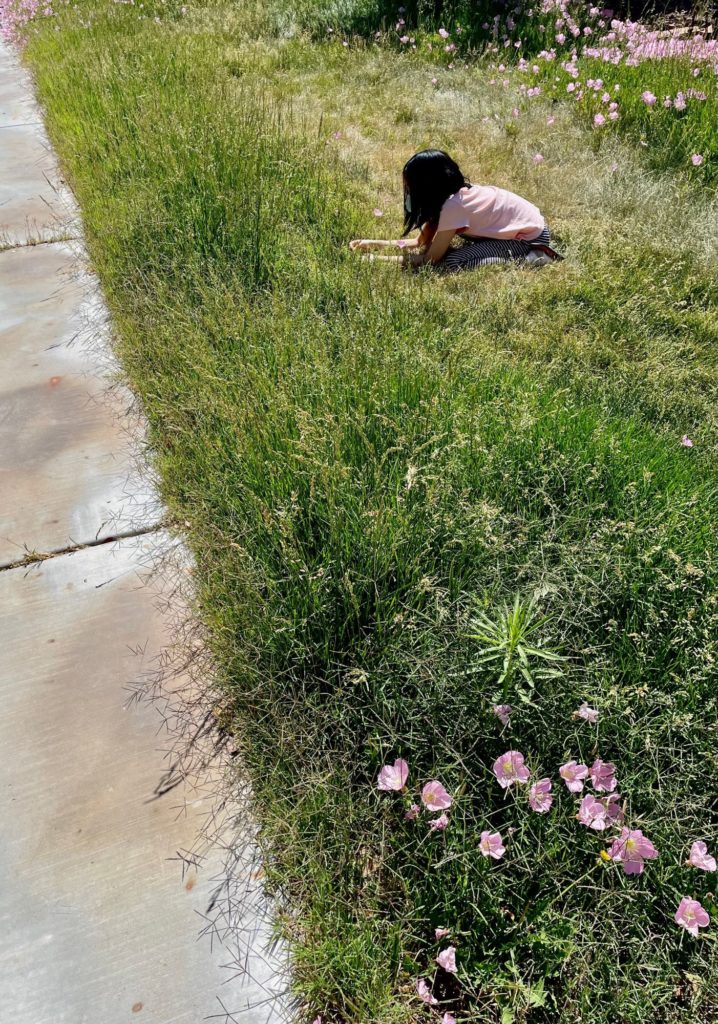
[349,239,371,252]
[404,250,426,268]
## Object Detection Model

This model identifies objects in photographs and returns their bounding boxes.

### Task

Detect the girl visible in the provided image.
[350,149,561,271]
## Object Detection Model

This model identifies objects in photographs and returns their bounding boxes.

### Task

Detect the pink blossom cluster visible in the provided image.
[377,758,453,830]
[0,0,58,43]
[378,692,715,963]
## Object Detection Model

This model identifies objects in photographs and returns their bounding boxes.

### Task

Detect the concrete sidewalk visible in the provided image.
[0,37,286,1024]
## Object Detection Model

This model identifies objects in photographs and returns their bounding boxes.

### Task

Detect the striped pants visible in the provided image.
[443,225,552,272]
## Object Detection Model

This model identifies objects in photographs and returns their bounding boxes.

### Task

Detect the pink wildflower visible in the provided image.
[479,829,506,860]
[416,979,438,1005]
[692,154,704,166]
[559,760,589,793]
[493,750,531,788]
[422,780,453,811]
[574,702,599,723]
[377,759,409,791]
[529,778,553,813]
[681,435,694,447]
[547,116,556,125]
[435,927,450,939]
[373,208,384,217]
[642,90,657,106]
[590,759,617,793]
[604,793,625,825]
[607,828,659,875]
[532,153,545,165]
[405,803,420,821]
[687,841,717,872]
[594,113,606,127]
[438,27,449,38]
[577,794,609,830]
[492,704,512,726]
[399,35,409,43]
[675,897,710,938]
[429,813,450,831]
[443,1016,457,1024]
[674,92,687,111]
[436,946,457,973]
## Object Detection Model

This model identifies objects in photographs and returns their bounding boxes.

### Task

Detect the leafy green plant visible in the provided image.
[465,593,565,702]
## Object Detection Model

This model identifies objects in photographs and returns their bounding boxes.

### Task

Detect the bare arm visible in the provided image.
[349,221,437,253]
[404,228,456,268]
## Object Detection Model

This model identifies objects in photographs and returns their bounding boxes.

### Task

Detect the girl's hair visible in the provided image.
[402,149,470,235]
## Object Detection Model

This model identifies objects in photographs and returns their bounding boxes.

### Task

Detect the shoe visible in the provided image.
[525,250,553,268]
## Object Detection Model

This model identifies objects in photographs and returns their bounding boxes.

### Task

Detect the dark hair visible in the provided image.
[402,149,470,235]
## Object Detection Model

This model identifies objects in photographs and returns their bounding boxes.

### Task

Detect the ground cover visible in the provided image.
[7,0,718,1021]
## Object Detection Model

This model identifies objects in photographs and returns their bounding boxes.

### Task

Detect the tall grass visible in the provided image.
[23,3,718,1022]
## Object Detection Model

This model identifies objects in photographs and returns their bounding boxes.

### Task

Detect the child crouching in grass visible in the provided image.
[350,149,561,271]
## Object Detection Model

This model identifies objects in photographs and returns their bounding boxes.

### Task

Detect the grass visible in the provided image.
[19,1,718,1021]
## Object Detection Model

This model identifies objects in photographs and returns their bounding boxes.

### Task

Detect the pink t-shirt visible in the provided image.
[437,184,544,241]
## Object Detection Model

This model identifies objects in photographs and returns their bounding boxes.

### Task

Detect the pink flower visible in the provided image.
[607,828,659,875]
[492,704,512,726]
[493,751,530,788]
[438,27,449,38]
[674,92,687,111]
[431,77,438,85]
[436,946,457,973]
[547,116,556,125]
[590,759,617,793]
[429,813,450,831]
[399,34,409,43]
[567,82,576,93]
[312,1017,322,1024]
[373,208,384,217]
[377,759,409,791]
[681,435,694,447]
[443,1016,456,1024]
[577,794,609,830]
[405,803,420,821]
[692,154,704,166]
[610,162,619,173]
[331,131,343,139]
[532,153,545,165]
[416,979,438,1005]
[604,793,625,825]
[435,927,450,939]
[574,702,599,723]
[529,778,553,813]
[422,780,453,811]
[594,114,606,127]
[675,897,710,938]
[687,841,717,872]
[559,760,589,793]
[480,830,506,860]
[642,90,657,106]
